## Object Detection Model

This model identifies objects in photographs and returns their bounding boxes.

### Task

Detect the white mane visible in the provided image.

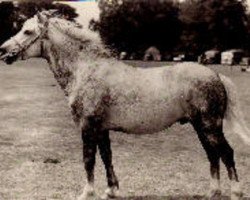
[50,17,102,47]
[46,17,111,60]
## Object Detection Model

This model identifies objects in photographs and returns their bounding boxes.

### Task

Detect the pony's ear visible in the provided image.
[37,12,48,25]
[48,9,59,17]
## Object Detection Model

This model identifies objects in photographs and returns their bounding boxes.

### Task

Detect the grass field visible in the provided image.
[0,59,249,200]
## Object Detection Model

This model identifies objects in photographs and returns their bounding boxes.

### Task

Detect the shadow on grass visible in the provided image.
[116,195,250,200]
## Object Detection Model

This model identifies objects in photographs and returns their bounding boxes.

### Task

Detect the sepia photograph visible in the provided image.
[0,0,249,199]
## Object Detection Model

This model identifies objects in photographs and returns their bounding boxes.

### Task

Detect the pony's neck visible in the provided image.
[41,32,110,95]
[42,40,74,95]
[41,19,113,95]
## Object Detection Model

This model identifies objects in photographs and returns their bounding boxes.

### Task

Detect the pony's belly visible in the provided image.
[103,103,184,134]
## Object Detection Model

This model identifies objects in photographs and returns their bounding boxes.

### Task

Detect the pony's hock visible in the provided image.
[1,10,249,200]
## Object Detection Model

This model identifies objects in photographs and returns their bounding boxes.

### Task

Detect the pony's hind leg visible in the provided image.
[78,127,98,200]
[219,135,243,200]
[196,131,221,198]
[193,117,242,200]
[193,120,222,199]
[204,131,242,199]
[98,130,119,199]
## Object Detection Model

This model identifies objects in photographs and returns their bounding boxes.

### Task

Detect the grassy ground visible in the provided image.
[0,59,249,200]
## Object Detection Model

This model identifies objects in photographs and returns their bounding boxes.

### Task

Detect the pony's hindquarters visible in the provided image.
[219,74,250,145]
[186,72,244,199]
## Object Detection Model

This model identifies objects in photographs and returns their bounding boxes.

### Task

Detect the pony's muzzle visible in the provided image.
[0,48,19,65]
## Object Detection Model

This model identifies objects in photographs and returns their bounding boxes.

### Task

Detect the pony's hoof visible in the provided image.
[231,191,243,200]
[101,187,119,199]
[231,181,243,200]
[77,191,99,200]
[207,189,222,200]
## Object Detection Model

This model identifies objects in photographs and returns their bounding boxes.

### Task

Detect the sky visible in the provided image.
[64,2,100,27]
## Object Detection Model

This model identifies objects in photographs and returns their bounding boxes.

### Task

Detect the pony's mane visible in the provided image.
[49,17,110,57]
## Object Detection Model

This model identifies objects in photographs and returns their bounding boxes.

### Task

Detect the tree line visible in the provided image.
[92,0,250,59]
[1,0,249,60]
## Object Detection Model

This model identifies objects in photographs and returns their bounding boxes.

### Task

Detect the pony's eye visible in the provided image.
[24,30,33,35]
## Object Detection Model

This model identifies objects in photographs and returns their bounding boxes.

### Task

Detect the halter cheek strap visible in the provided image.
[12,37,23,50]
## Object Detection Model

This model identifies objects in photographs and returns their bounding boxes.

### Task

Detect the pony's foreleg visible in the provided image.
[78,127,98,200]
[196,131,221,198]
[98,130,119,199]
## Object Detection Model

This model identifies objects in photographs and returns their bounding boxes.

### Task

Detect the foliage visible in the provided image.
[93,0,249,57]
[179,0,248,54]
[93,0,181,56]
[17,1,78,21]
[0,2,17,45]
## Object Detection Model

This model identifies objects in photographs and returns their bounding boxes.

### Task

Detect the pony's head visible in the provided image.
[0,10,57,64]
[0,10,108,65]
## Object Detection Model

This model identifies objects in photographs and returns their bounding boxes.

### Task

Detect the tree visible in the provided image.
[93,0,181,56]
[17,1,78,21]
[179,0,248,54]
[202,0,247,50]
[178,0,205,54]
[0,2,17,45]
[53,3,78,21]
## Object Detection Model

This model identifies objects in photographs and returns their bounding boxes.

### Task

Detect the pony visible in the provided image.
[0,11,249,200]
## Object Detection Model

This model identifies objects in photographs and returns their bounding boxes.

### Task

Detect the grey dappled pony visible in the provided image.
[0,11,249,200]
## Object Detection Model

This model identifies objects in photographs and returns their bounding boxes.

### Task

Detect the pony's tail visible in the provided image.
[219,74,250,145]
